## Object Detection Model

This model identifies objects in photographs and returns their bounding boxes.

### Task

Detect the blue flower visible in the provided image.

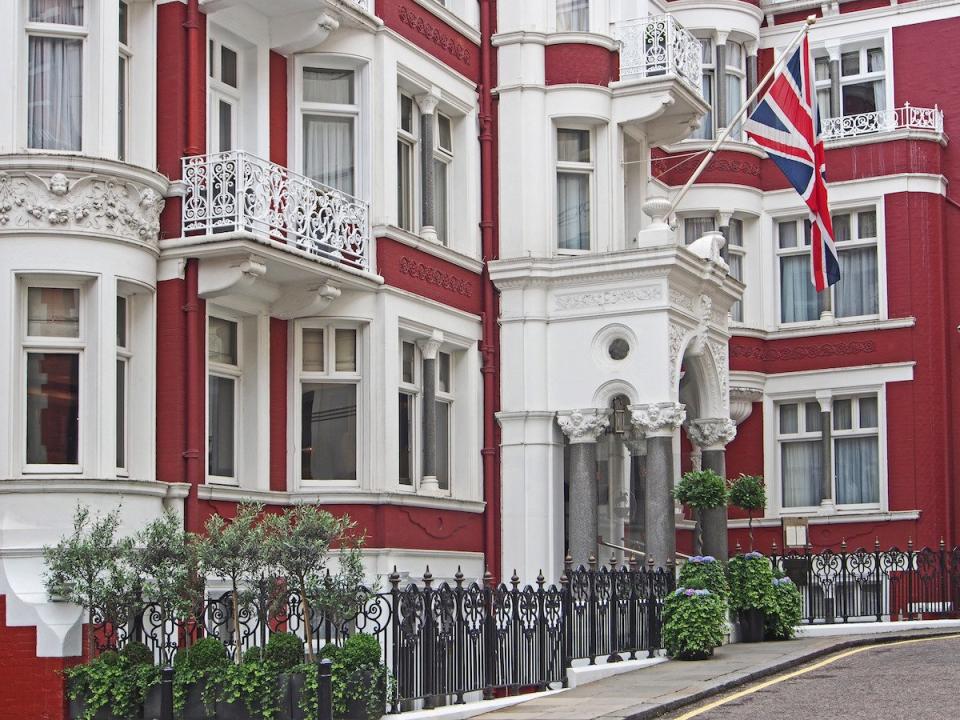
[773,577,793,586]
[689,555,716,564]
[744,551,764,560]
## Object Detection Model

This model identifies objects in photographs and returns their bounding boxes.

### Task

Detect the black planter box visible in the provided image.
[739,609,765,643]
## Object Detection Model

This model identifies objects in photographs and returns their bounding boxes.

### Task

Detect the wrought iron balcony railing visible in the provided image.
[820,104,944,142]
[612,15,703,96]
[181,151,370,271]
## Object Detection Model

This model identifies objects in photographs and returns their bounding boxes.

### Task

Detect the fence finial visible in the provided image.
[389,566,401,590]
[941,537,946,551]
[771,540,779,555]
[564,550,574,571]
[423,566,433,587]
[875,537,881,551]
[454,566,464,587]
[511,569,520,588]
[840,538,847,552]
[537,570,545,588]
[588,555,597,570]
[483,567,495,587]
[735,540,742,554]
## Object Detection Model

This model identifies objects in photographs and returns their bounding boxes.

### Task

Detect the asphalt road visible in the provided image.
[666,635,960,720]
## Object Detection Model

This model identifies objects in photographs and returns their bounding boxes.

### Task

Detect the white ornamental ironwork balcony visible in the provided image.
[820,104,944,142]
[612,15,703,96]
[181,151,370,271]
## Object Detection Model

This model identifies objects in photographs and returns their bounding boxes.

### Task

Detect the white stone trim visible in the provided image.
[728,509,921,528]
[195,484,486,513]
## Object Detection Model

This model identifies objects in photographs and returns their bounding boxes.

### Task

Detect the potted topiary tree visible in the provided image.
[674,470,730,560]
[729,475,766,552]
[727,551,775,643]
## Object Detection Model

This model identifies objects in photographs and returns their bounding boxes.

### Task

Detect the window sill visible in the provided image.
[732,316,915,340]
[662,138,766,158]
[195,484,486,513]
[727,509,921,528]
[0,478,191,499]
[375,224,483,273]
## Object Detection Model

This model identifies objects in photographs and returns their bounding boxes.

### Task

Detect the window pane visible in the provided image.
[28,287,79,337]
[836,437,879,504]
[782,440,822,507]
[304,115,354,194]
[302,328,324,372]
[779,403,798,434]
[118,54,127,160]
[26,352,79,464]
[836,247,878,317]
[556,0,589,32]
[780,255,819,322]
[858,210,877,239]
[867,48,884,73]
[303,68,354,104]
[401,342,415,384]
[817,88,833,123]
[438,114,452,152]
[778,221,797,249]
[832,213,851,243]
[859,397,879,428]
[438,352,451,393]
[28,36,83,151]
[691,72,713,140]
[815,57,831,82]
[301,383,357,480]
[557,172,590,250]
[220,46,238,88]
[725,72,743,127]
[116,296,127,347]
[805,402,822,432]
[116,358,126,468]
[726,42,744,70]
[842,80,884,116]
[30,0,83,24]
[726,218,743,247]
[218,100,232,153]
[833,399,852,430]
[434,159,448,245]
[208,317,238,365]
[803,220,812,246]
[118,1,128,45]
[208,375,235,477]
[841,51,860,76]
[399,391,413,485]
[436,401,450,491]
[397,139,413,231]
[685,217,715,245]
[399,94,413,133]
[335,329,357,372]
[557,129,590,162]
[728,253,743,322]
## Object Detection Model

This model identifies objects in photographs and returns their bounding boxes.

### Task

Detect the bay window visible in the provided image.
[24,284,82,468]
[556,0,589,32]
[815,44,886,121]
[298,324,359,483]
[556,128,592,251]
[302,66,357,195]
[207,316,239,482]
[27,0,85,151]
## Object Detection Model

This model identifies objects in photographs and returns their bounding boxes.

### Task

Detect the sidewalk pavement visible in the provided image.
[474,627,960,720]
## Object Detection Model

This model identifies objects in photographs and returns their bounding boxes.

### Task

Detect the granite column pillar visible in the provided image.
[687,418,737,561]
[558,409,611,568]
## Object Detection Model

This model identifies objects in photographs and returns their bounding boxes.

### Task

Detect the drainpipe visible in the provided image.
[479,0,501,581]
[184,0,204,156]
[184,260,204,531]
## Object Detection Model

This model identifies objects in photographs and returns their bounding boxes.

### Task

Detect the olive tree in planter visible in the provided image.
[729,474,766,551]
[674,470,729,560]
[193,503,268,662]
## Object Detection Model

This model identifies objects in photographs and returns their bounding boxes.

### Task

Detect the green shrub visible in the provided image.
[727,552,775,614]
[674,470,729,510]
[186,637,230,672]
[678,556,729,602]
[264,632,305,672]
[729,475,766,550]
[243,646,264,664]
[206,660,281,720]
[120,641,154,667]
[66,650,160,720]
[317,642,340,663]
[339,632,381,666]
[662,588,727,659]
[766,577,803,640]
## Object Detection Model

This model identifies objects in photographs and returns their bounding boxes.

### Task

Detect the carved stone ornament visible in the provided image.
[0,169,165,245]
[686,417,737,450]
[729,386,763,425]
[557,409,611,444]
[629,402,687,437]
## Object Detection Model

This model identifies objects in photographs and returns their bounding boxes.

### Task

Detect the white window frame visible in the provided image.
[20,277,87,474]
[206,311,241,486]
[435,349,454,493]
[293,320,363,488]
[208,35,241,154]
[814,41,889,121]
[726,218,745,323]
[555,125,594,254]
[117,0,131,161]
[434,112,454,247]
[24,0,89,153]
[830,394,882,509]
[690,37,715,141]
[775,216,821,326]
[294,55,365,198]
[397,90,419,233]
[554,0,590,33]
[724,40,746,140]
[116,293,130,476]
[398,338,420,490]
[830,207,881,320]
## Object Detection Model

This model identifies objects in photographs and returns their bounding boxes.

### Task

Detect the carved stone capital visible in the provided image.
[686,417,737,450]
[629,402,686,437]
[417,329,445,360]
[415,90,442,116]
[557,409,611,444]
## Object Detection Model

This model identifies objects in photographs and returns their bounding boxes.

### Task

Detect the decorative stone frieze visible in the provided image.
[686,417,737,450]
[0,159,167,246]
[557,409,611,444]
[629,402,686,437]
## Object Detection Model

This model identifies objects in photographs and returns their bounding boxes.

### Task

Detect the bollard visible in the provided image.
[160,666,174,720]
[317,658,333,720]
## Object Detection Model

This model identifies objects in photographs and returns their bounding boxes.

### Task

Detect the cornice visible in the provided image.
[666,0,765,23]
[731,316,916,341]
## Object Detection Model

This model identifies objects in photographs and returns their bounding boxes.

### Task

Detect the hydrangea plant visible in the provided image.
[727,552,776,614]
[662,587,727,659]
[678,555,730,602]
[767,576,803,639]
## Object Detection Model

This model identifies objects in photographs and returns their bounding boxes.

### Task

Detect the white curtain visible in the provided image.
[29,0,83,23]
[691,72,713,140]
[557,172,589,250]
[780,255,819,322]
[684,216,715,245]
[782,441,822,507]
[836,437,879,504]
[28,36,83,151]
[556,0,589,32]
[304,115,354,195]
[836,247,878,317]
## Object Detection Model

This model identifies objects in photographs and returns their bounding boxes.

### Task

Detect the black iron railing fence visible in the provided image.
[93,559,675,711]
[769,540,960,624]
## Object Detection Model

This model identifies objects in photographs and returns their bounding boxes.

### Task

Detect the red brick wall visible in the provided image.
[544,44,618,85]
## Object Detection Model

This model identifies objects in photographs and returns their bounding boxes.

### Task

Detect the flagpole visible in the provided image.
[664,15,817,220]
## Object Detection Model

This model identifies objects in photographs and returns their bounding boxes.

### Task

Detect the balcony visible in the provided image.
[821,105,944,143]
[181,151,370,272]
[612,16,703,96]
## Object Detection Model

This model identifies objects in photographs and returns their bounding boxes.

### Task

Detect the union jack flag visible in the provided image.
[744,36,840,291]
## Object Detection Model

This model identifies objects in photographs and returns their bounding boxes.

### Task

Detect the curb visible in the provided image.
[624,629,960,720]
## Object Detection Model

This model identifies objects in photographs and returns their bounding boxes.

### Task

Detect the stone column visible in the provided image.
[557,409,611,567]
[623,431,647,549]
[630,402,686,569]
[745,41,758,114]
[715,32,729,132]
[816,391,834,512]
[415,90,441,244]
[826,46,842,120]
[418,330,444,493]
[686,418,737,561]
